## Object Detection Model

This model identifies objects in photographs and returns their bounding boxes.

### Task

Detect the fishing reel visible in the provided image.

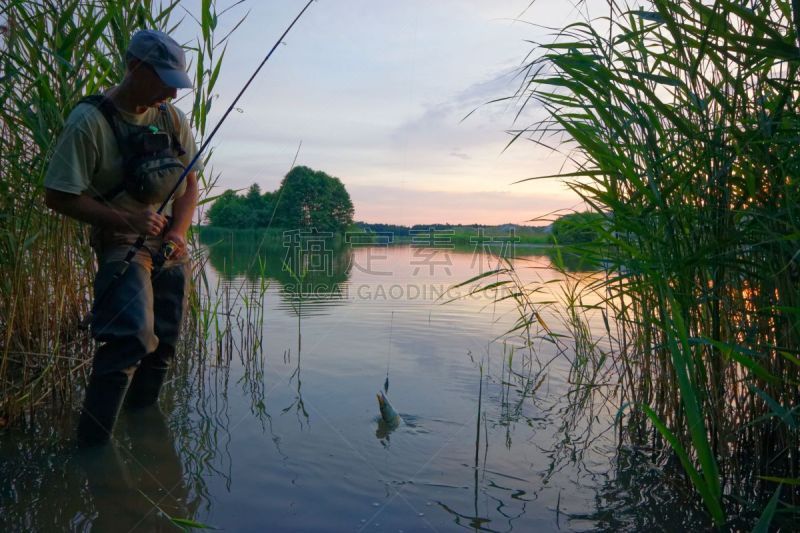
[153,240,177,271]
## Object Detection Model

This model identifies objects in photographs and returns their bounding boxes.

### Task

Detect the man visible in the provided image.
[44,29,200,447]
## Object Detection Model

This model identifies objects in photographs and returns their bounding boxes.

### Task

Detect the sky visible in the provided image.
[175,0,605,225]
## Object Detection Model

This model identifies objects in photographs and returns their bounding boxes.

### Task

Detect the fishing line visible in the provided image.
[222,139,303,313]
[384,310,394,394]
[156,0,315,217]
[82,0,316,328]
[265,140,303,230]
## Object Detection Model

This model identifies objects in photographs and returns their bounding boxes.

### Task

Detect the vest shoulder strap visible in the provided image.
[76,95,125,202]
[78,94,121,140]
[158,103,186,157]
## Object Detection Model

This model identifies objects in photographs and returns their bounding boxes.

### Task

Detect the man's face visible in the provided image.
[129,59,178,108]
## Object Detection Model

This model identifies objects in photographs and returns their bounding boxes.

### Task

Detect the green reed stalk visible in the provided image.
[504,0,800,526]
[0,0,235,423]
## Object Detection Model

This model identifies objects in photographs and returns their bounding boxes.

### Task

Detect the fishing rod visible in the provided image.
[81,0,316,329]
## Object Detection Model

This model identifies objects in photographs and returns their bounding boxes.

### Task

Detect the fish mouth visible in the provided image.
[376,393,385,409]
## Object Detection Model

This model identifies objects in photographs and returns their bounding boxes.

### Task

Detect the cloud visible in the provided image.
[386,66,546,155]
[449,150,471,160]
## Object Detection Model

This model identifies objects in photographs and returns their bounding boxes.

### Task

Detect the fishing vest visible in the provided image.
[78,95,186,205]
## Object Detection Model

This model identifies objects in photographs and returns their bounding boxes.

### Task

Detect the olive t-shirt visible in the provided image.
[44,98,202,261]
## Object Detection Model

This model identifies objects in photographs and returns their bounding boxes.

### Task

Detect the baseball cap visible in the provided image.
[127,29,193,89]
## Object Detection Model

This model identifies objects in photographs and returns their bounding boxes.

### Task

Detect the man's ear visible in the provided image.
[126,56,144,74]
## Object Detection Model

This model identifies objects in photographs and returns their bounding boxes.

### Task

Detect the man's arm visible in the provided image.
[163,171,198,258]
[44,188,168,236]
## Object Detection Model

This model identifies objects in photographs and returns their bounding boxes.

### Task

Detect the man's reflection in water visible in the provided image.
[77,405,196,532]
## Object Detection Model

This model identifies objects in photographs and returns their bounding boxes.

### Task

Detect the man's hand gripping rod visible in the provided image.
[80,0,316,329]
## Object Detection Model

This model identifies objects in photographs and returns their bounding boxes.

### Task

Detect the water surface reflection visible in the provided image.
[203,230,353,317]
[0,241,711,531]
[1,404,198,531]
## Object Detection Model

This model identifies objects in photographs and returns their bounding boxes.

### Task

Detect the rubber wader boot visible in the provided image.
[123,356,169,410]
[77,370,132,448]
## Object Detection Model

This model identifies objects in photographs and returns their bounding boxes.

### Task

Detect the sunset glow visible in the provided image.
[177,0,601,225]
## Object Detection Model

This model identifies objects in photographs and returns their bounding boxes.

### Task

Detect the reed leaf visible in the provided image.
[753,485,782,533]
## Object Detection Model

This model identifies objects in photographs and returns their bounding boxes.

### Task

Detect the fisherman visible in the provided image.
[44,29,200,447]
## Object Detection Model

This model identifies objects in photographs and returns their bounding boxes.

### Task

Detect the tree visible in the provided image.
[273,166,354,232]
[550,212,606,245]
[205,167,354,231]
[206,189,245,228]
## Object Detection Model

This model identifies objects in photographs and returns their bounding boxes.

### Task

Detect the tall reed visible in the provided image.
[0,0,232,423]
[507,0,800,526]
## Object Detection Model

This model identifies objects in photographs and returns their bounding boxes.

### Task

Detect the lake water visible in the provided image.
[1,239,709,531]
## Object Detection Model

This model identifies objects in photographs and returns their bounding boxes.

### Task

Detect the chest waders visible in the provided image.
[76,0,316,447]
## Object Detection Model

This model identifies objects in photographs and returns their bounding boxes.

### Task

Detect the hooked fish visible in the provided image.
[376,391,401,427]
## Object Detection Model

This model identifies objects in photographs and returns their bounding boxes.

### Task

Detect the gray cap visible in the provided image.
[127,29,192,89]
